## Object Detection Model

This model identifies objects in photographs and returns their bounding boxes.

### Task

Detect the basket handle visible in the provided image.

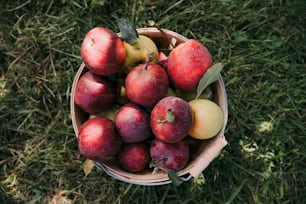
[188,136,227,178]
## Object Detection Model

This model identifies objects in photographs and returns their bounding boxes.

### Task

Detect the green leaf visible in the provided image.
[168,170,184,187]
[196,63,224,99]
[117,18,138,44]
[150,160,184,186]
[149,160,164,169]
[166,109,175,122]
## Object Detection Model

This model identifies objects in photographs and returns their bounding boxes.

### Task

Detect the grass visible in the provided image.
[1,0,305,203]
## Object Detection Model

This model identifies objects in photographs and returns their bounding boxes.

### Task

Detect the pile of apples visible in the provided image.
[74,19,224,176]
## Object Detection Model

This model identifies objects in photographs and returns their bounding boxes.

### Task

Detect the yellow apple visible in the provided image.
[188,99,223,140]
[122,35,159,71]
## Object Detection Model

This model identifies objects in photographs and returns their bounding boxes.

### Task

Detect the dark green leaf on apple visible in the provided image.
[196,63,224,99]
[149,160,164,169]
[117,18,138,44]
[166,109,175,123]
[168,170,184,187]
[150,160,184,186]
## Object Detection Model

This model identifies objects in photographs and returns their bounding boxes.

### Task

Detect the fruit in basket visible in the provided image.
[125,63,169,107]
[78,117,122,162]
[150,96,193,143]
[158,51,168,71]
[118,18,158,72]
[115,103,151,143]
[150,138,189,171]
[74,71,117,114]
[118,143,150,173]
[188,99,223,139]
[167,39,213,91]
[80,27,126,76]
[122,35,159,71]
[73,25,227,183]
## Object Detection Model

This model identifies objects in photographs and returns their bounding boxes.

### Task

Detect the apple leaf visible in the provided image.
[83,159,94,179]
[168,170,184,187]
[166,109,175,123]
[149,160,164,169]
[196,63,224,99]
[150,160,184,186]
[117,18,138,44]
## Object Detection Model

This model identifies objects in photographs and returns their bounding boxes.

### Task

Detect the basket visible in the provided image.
[70,28,228,186]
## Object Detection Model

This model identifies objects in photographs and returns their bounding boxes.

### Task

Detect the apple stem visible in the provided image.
[144,61,149,70]
[148,20,176,49]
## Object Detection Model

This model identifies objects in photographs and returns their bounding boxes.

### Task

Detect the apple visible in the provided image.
[81,27,126,76]
[118,143,150,173]
[78,117,122,162]
[74,71,117,114]
[188,99,224,140]
[158,51,168,71]
[122,35,159,72]
[115,103,151,143]
[167,39,213,91]
[150,96,193,143]
[125,63,169,107]
[150,138,189,171]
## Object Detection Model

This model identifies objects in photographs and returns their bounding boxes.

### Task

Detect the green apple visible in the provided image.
[123,35,158,71]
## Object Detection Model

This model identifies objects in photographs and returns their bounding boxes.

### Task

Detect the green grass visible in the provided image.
[1,0,305,203]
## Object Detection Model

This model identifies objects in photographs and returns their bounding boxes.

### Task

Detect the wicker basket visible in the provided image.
[70,28,228,186]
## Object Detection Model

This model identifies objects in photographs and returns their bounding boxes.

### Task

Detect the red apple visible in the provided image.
[78,117,122,162]
[150,138,189,171]
[150,96,193,143]
[125,63,169,107]
[167,39,213,91]
[74,71,117,114]
[81,27,126,76]
[115,103,151,143]
[158,51,168,71]
[118,143,150,173]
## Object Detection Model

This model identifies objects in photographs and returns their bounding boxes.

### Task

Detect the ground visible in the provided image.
[0,0,305,203]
